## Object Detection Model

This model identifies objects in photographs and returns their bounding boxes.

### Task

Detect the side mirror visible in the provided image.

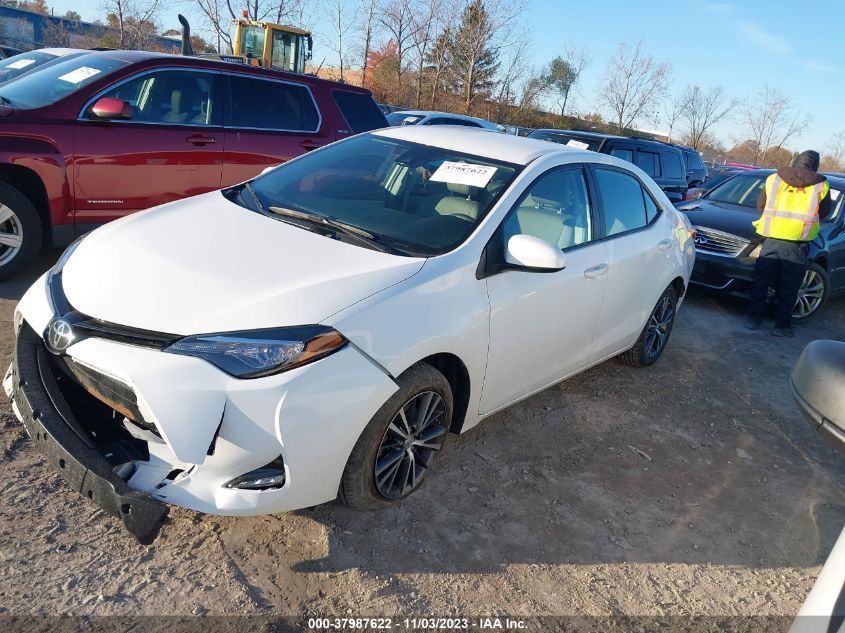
[90,97,132,120]
[791,339,845,454]
[505,234,566,272]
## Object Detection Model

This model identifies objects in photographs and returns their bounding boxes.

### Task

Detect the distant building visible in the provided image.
[0,5,179,52]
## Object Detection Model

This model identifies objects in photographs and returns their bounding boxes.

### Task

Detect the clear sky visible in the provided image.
[40,0,844,152]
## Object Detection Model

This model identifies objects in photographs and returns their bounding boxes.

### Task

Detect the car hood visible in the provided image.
[61,191,426,335]
[676,199,760,241]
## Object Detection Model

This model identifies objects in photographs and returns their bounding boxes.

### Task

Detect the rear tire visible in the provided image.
[0,182,42,281]
[339,363,452,510]
[620,285,678,367]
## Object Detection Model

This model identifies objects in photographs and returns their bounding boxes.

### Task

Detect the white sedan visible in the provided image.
[5,127,695,543]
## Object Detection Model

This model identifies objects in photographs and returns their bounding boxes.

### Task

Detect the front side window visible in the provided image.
[595,168,657,237]
[241,26,265,59]
[663,150,685,179]
[95,70,220,125]
[704,173,766,207]
[228,75,319,131]
[502,167,593,250]
[634,151,660,177]
[0,54,128,109]
[229,134,520,256]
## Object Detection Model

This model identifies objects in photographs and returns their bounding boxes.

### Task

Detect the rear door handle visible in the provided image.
[583,263,609,279]
[186,134,216,146]
[658,239,672,251]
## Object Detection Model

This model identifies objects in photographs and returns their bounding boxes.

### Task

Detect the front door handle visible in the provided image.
[583,263,609,279]
[658,239,672,251]
[186,134,216,146]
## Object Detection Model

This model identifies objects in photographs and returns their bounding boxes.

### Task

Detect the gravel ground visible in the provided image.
[0,251,843,621]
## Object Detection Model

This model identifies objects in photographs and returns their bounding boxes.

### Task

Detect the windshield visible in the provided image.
[528,131,602,151]
[0,51,62,86]
[386,112,425,126]
[704,173,766,207]
[0,54,128,109]
[230,134,520,257]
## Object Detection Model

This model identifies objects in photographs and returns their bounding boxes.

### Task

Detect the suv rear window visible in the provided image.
[228,75,319,132]
[663,150,685,179]
[332,90,387,133]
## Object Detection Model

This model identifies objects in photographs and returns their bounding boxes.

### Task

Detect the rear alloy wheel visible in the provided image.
[0,182,42,281]
[340,363,452,510]
[792,263,829,322]
[620,285,678,367]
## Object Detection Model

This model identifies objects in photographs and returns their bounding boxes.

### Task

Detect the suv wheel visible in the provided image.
[792,262,829,322]
[339,363,452,510]
[0,182,42,280]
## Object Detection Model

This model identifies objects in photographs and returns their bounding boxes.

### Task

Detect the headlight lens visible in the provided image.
[164,326,347,378]
[748,244,763,258]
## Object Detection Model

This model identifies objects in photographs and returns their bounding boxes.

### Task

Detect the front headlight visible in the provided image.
[748,244,763,259]
[164,326,347,379]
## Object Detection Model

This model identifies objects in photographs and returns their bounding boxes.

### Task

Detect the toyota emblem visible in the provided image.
[45,318,75,354]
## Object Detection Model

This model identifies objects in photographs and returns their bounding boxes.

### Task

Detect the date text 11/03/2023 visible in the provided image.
[306,617,528,630]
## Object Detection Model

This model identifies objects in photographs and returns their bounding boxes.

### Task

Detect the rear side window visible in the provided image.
[610,148,633,163]
[228,75,319,131]
[663,150,685,179]
[332,90,387,133]
[685,150,705,170]
[595,168,659,237]
[634,151,660,177]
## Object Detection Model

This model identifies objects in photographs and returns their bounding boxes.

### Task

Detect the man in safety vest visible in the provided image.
[746,150,831,336]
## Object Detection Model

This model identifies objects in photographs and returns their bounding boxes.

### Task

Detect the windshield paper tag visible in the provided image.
[7,59,36,70]
[566,139,590,150]
[58,67,102,84]
[831,189,841,201]
[430,161,497,188]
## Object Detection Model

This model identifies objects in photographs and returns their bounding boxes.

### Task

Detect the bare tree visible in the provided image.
[409,0,441,108]
[663,93,684,144]
[547,44,589,117]
[325,0,353,81]
[101,0,161,49]
[739,85,811,165]
[192,0,233,53]
[679,85,735,150]
[824,130,845,168]
[379,0,418,90]
[597,38,671,132]
[358,0,380,86]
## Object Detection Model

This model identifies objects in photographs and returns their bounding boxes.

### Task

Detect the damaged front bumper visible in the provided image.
[7,325,168,544]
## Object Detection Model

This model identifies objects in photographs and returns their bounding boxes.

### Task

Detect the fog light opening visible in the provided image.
[224,456,286,490]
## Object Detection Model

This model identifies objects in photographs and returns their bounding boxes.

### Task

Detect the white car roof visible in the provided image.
[373,125,591,166]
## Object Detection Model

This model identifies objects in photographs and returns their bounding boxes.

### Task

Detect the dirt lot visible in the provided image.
[0,252,844,621]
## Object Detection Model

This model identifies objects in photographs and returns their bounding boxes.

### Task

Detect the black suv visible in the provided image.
[528,129,688,202]
[677,146,707,187]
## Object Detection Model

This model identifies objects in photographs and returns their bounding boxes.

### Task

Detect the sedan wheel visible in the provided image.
[374,391,447,499]
[620,285,678,367]
[340,363,453,510]
[792,265,828,321]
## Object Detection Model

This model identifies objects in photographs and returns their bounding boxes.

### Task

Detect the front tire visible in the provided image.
[620,285,678,367]
[792,262,828,322]
[0,182,42,281]
[340,363,452,510]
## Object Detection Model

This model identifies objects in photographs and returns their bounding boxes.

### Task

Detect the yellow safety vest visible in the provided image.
[753,173,828,241]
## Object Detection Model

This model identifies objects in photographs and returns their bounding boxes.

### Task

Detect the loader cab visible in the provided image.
[234,21,313,74]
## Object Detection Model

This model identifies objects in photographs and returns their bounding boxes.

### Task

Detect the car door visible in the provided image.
[480,165,609,415]
[590,166,672,358]
[73,68,224,225]
[221,73,330,186]
[823,188,845,288]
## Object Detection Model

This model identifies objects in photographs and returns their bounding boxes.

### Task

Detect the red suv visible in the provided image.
[0,50,387,278]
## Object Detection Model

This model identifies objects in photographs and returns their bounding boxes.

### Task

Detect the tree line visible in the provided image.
[2,0,842,170]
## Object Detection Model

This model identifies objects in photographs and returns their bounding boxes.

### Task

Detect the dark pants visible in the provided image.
[749,237,808,327]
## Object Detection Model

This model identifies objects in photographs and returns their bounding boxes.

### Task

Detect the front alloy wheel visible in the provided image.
[340,363,453,510]
[792,264,828,321]
[0,203,23,268]
[374,391,447,498]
